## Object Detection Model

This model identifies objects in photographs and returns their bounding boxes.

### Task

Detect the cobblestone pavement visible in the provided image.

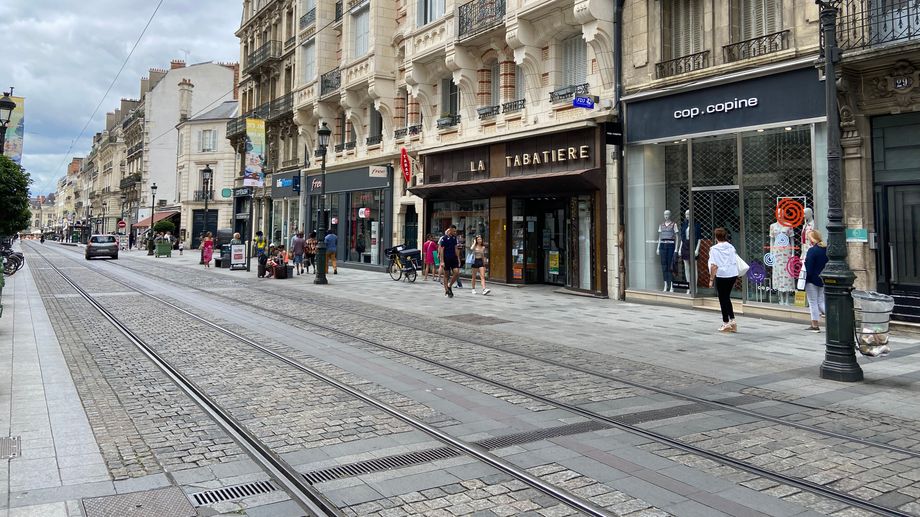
[20,242,920,515]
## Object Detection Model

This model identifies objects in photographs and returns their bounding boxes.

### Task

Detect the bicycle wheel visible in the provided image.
[404,266,417,283]
[388,259,402,281]
[4,255,21,275]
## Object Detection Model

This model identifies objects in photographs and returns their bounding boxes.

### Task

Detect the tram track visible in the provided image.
[35,243,920,516]
[28,243,615,517]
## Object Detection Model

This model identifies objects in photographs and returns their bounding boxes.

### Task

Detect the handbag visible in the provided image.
[736,255,750,276]
[466,252,475,264]
[797,267,807,291]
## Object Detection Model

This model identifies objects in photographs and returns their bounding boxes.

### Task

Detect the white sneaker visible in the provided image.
[482,288,491,295]
[471,288,476,294]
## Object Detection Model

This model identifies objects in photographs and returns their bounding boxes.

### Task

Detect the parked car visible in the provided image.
[85,235,119,260]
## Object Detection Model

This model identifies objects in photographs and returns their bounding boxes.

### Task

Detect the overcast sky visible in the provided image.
[0,0,240,196]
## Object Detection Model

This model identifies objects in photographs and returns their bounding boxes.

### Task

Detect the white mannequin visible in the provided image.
[800,207,815,258]
[656,210,677,292]
[676,209,700,292]
[770,220,795,305]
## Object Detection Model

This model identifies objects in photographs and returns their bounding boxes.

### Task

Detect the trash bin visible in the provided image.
[220,244,231,268]
[852,290,895,357]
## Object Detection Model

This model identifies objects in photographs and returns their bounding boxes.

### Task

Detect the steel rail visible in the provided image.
[31,243,614,517]
[34,251,344,517]
[41,244,915,516]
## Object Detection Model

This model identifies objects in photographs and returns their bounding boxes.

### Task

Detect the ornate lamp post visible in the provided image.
[147,182,158,255]
[200,164,212,264]
[314,122,331,285]
[816,0,862,382]
[0,89,16,156]
[120,193,127,232]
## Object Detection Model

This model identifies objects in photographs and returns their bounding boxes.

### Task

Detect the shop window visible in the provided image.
[562,34,587,87]
[347,189,385,265]
[352,6,370,57]
[663,0,704,59]
[429,199,490,275]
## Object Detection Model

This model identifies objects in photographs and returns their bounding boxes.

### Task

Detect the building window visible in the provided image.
[301,40,316,84]
[368,104,383,142]
[353,6,370,57]
[734,0,782,41]
[198,130,217,152]
[562,34,587,87]
[490,61,501,105]
[417,0,445,27]
[441,78,459,116]
[514,65,525,101]
[664,0,704,59]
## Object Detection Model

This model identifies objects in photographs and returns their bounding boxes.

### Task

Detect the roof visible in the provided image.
[191,101,238,121]
[133,210,180,228]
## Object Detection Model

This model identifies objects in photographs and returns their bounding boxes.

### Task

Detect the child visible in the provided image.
[178,240,184,256]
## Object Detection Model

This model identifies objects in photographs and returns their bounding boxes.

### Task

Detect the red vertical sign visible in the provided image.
[400,147,411,184]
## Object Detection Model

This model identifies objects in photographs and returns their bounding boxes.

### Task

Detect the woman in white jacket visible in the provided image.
[707,227,740,332]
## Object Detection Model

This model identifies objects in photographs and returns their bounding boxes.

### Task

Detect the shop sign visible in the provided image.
[231,244,246,267]
[221,188,232,198]
[626,67,826,143]
[358,207,371,219]
[273,171,301,198]
[505,146,590,168]
[371,221,379,262]
[310,178,323,191]
[548,250,560,274]
[400,148,411,183]
[233,186,253,197]
[573,96,597,109]
[331,217,339,225]
[369,165,388,178]
[846,228,869,242]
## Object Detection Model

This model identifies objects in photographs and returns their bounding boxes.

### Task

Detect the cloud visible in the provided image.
[0,0,240,196]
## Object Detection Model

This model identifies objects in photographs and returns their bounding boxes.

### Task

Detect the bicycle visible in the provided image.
[385,244,418,283]
[1,242,24,276]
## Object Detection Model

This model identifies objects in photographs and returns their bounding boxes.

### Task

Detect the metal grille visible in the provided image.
[0,436,20,459]
[83,487,195,517]
[189,480,278,506]
[665,143,691,289]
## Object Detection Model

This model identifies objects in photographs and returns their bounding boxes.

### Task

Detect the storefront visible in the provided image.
[305,166,393,267]
[232,186,254,243]
[412,127,606,295]
[624,66,828,311]
[271,170,302,246]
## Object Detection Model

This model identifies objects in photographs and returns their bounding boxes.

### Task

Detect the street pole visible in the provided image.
[0,89,16,156]
[314,122,331,285]
[148,183,157,256]
[817,0,862,382]
[246,191,254,272]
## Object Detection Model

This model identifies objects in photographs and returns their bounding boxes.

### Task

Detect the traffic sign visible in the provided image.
[573,96,598,109]
[117,220,126,229]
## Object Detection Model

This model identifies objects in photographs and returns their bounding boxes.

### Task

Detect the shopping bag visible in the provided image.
[736,255,750,276]
[796,267,806,291]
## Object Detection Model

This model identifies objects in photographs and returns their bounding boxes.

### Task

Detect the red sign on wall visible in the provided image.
[400,147,411,184]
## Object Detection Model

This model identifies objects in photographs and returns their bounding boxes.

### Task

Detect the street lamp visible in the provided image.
[200,164,213,264]
[120,193,127,232]
[816,0,862,382]
[148,182,158,255]
[0,89,16,156]
[101,202,108,234]
[314,122,331,285]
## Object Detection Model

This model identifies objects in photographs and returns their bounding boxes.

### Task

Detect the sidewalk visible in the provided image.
[124,247,920,422]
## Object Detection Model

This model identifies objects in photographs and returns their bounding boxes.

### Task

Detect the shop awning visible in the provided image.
[408,168,604,200]
[132,210,180,228]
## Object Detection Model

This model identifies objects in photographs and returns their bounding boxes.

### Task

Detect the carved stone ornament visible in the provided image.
[872,60,920,106]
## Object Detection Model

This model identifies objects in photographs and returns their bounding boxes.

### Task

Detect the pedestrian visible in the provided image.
[804,229,828,332]
[305,231,318,274]
[324,229,338,275]
[201,231,214,268]
[439,225,461,298]
[707,227,740,332]
[422,234,437,281]
[230,232,243,245]
[254,231,268,258]
[178,240,184,255]
[469,235,490,295]
[454,233,464,289]
[291,231,306,275]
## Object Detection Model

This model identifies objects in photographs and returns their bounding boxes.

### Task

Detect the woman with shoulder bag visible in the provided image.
[804,229,828,332]
[707,227,742,333]
[469,235,491,295]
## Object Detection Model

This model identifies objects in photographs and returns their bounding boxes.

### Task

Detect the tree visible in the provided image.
[0,155,31,237]
[153,220,176,234]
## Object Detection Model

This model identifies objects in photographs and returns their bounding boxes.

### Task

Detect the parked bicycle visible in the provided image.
[1,241,24,276]
[385,244,419,283]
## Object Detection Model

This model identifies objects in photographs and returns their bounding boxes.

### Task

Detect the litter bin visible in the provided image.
[220,244,231,268]
[852,290,895,357]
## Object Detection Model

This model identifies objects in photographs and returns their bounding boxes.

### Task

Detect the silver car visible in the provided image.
[85,235,119,260]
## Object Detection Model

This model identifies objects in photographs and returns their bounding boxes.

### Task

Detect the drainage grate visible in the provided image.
[83,486,195,517]
[302,421,612,485]
[189,480,278,506]
[0,436,20,459]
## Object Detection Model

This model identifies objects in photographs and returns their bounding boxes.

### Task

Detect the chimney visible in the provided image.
[171,59,186,70]
[178,78,195,123]
[220,62,241,100]
[106,112,116,131]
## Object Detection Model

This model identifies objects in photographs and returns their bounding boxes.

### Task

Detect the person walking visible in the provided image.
[305,231,318,274]
[469,235,490,295]
[291,231,306,275]
[707,227,740,332]
[439,225,461,298]
[422,234,437,281]
[324,229,338,275]
[201,232,214,268]
[804,229,829,332]
[254,231,268,259]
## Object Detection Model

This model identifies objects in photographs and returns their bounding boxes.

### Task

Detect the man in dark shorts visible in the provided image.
[439,225,460,298]
[291,231,306,275]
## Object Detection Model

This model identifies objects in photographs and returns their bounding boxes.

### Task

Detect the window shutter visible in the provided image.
[670,0,704,57]
[564,35,586,86]
[765,0,780,34]
[196,130,202,153]
[490,62,500,105]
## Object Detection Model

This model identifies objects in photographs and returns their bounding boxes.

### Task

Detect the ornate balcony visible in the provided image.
[320,68,342,97]
[723,30,790,63]
[366,134,383,146]
[119,173,141,190]
[502,98,525,114]
[284,36,296,50]
[437,114,461,129]
[394,127,408,139]
[549,83,589,103]
[244,40,282,74]
[300,7,316,30]
[838,1,920,51]
[334,143,345,153]
[344,140,356,150]
[335,1,343,21]
[193,190,213,201]
[458,0,506,40]
[408,124,422,136]
[477,105,500,120]
[655,50,711,79]
[268,92,293,120]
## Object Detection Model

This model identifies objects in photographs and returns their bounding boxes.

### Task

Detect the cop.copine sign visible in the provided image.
[672,97,759,119]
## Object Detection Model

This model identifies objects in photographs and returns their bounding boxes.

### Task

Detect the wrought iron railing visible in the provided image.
[549,83,589,103]
[127,143,143,156]
[244,40,282,73]
[335,1,343,21]
[477,105,500,120]
[655,50,711,79]
[437,114,461,129]
[285,36,296,50]
[227,116,247,137]
[119,173,141,190]
[366,134,383,145]
[838,0,920,50]
[194,190,213,201]
[269,92,293,119]
[321,68,342,96]
[334,143,345,153]
[408,124,422,136]
[502,98,525,113]
[458,0,506,39]
[300,8,316,30]
[344,140,356,150]
[723,30,789,63]
[394,127,408,139]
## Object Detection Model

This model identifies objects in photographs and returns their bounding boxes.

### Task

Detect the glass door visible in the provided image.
[542,202,567,286]
[884,185,920,322]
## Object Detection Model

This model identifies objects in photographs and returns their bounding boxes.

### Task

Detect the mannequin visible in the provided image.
[677,209,701,291]
[800,207,815,258]
[770,220,795,304]
[656,210,677,292]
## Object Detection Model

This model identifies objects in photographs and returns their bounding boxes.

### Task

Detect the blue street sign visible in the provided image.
[573,96,598,109]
